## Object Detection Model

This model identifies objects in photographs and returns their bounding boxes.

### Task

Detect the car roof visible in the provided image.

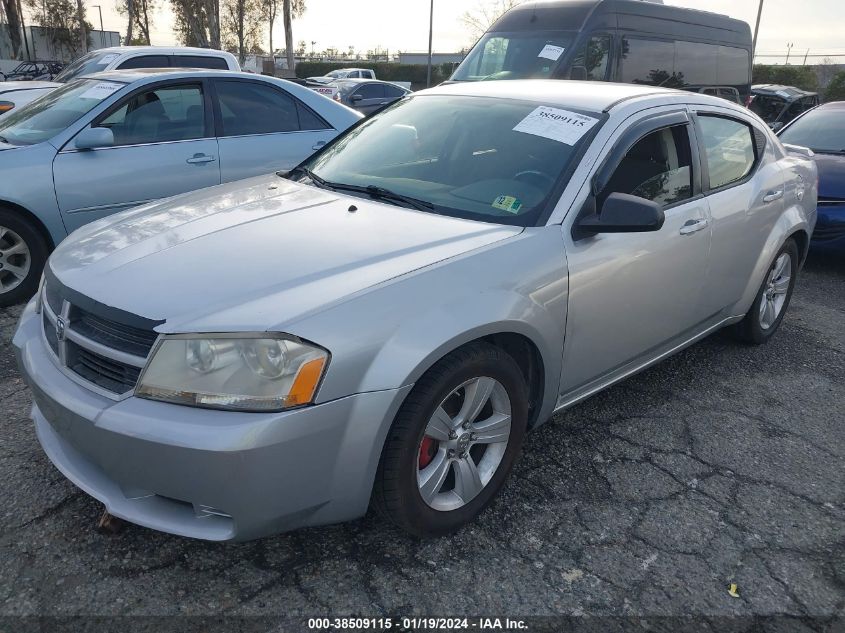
[0,81,59,92]
[752,84,817,98]
[90,46,233,57]
[818,101,845,109]
[421,80,687,112]
[75,68,254,83]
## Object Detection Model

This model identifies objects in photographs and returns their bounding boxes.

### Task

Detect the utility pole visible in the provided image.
[752,0,764,62]
[76,0,88,54]
[785,42,793,65]
[92,5,104,49]
[426,0,434,87]
[803,48,809,65]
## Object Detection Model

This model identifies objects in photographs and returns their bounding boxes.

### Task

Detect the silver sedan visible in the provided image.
[14,80,817,540]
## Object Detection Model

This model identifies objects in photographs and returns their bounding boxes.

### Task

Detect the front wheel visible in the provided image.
[0,209,48,307]
[733,238,799,344]
[372,342,528,537]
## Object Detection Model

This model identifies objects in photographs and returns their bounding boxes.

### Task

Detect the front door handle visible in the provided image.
[763,189,783,203]
[679,217,709,235]
[186,153,215,165]
[312,140,327,151]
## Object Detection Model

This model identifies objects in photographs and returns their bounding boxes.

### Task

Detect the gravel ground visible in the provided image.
[0,252,842,626]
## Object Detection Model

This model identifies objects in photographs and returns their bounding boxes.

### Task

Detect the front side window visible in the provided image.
[117,55,170,70]
[602,125,693,207]
[698,115,756,190]
[215,80,300,136]
[97,84,205,145]
[451,30,575,81]
[779,107,845,154]
[0,78,125,145]
[571,35,611,81]
[297,95,602,226]
[749,94,785,123]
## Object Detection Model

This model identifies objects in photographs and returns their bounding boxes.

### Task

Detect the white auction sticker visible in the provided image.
[537,44,565,61]
[513,106,599,145]
[79,82,123,100]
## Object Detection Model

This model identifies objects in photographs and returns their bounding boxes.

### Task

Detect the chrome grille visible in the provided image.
[41,283,156,397]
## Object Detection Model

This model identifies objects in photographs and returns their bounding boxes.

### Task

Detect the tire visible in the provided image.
[732,238,799,344]
[0,208,49,308]
[372,342,529,537]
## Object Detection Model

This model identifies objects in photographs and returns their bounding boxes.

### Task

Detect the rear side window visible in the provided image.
[356,84,385,99]
[117,55,170,70]
[383,84,406,98]
[214,80,329,135]
[698,116,756,190]
[171,55,229,70]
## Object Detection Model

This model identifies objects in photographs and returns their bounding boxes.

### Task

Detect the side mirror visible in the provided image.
[75,127,114,150]
[570,65,588,81]
[577,192,665,235]
[350,94,363,103]
[770,121,784,132]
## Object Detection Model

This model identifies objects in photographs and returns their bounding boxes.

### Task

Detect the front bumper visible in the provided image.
[811,203,845,253]
[13,300,411,541]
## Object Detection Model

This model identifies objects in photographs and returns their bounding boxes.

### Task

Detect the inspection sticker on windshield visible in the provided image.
[513,106,598,145]
[492,195,523,214]
[537,44,565,61]
[80,82,122,100]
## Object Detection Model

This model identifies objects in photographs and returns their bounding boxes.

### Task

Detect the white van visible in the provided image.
[54,47,240,83]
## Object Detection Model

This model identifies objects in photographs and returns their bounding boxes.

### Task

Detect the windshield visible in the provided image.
[54,51,118,82]
[451,31,574,81]
[779,108,845,154]
[296,95,601,226]
[749,95,786,123]
[0,78,124,145]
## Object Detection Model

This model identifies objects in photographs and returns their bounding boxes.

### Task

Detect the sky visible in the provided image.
[81,0,845,64]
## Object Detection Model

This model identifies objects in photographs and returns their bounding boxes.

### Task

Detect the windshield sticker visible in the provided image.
[538,44,565,61]
[513,106,599,145]
[98,53,120,64]
[492,195,523,214]
[79,82,122,100]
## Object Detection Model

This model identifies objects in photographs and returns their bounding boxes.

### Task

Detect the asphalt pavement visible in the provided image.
[0,252,842,629]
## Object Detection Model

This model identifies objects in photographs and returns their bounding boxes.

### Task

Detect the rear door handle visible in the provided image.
[679,217,709,235]
[312,140,327,151]
[186,153,215,165]
[763,190,783,203]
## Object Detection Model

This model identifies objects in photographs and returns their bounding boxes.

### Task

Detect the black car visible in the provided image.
[749,84,819,131]
[3,61,64,82]
[330,79,410,115]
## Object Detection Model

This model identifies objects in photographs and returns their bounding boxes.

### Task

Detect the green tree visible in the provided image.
[281,0,305,72]
[825,71,845,102]
[25,0,92,58]
[170,0,220,49]
[222,0,263,65]
[115,0,158,45]
[1,0,25,59]
[752,65,818,92]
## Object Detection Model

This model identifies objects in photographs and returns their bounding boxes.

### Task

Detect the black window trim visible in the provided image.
[60,77,215,152]
[209,77,334,138]
[691,110,766,196]
[115,54,172,70]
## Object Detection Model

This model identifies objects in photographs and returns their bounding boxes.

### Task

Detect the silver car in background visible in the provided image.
[0,69,362,305]
[14,81,816,541]
[331,79,411,115]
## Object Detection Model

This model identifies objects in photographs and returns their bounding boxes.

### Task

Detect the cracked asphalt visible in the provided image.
[0,253,842,624]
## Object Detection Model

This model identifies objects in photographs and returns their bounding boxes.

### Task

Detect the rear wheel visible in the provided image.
[733,238,799,344]
[0,209,48,307]
[372,342,528,537]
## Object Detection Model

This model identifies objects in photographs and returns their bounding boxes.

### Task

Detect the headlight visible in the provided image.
[135,334,329,412]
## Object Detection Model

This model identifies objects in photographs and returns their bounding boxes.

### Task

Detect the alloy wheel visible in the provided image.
[758,252,792,330]
[0,226,31,294]
[416,376,512,511]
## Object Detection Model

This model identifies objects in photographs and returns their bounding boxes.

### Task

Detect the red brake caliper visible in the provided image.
[418,436,437,469]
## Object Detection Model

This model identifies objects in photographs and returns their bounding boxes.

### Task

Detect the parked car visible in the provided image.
[330,78,410,114]
[3,61,64,81]
[449,0,752,103]
[13,81,816,541]
[0,81,58,116]
[307,68,377,85]
[53,46,240,83]
[750,84,819,131]
[778,101,845,253]
[0,68,362,305]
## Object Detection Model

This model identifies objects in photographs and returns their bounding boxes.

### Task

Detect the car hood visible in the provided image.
[813,152,845,200]
[49,174,523,332]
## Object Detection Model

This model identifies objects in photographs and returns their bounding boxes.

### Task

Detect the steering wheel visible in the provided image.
[514,170,556,189]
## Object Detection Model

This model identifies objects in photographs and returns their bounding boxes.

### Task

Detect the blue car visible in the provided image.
[778,101,845,254]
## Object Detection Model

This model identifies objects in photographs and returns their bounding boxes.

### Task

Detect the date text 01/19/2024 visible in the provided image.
[307,617,529,630]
